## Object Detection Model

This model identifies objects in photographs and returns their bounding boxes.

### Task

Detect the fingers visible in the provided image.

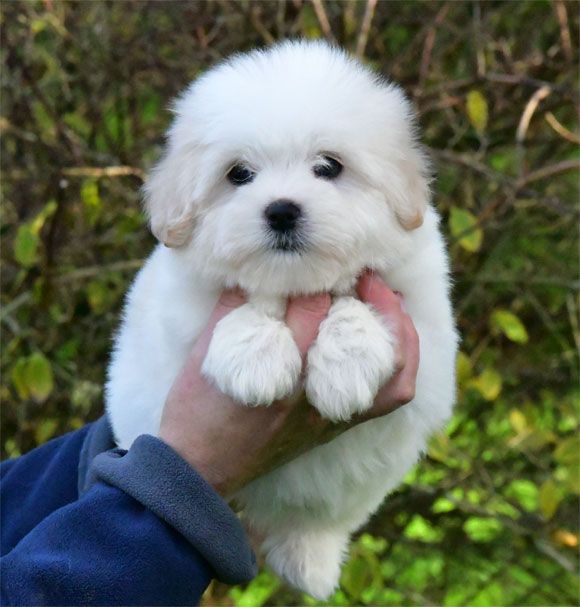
[192,289,247,359]
[286,293,332,356]
[356,271,420,419]
[209,288,247,325]
[357,270,402,318]
[358,270,408,369]
[369,312,420,418]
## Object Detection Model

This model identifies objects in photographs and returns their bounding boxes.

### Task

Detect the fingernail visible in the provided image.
[395,292,407,312]
[219,287,246,308]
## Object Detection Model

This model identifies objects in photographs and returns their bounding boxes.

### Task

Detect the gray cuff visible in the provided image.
[91,435,257,585]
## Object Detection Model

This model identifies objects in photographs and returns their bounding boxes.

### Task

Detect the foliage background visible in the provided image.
[2,1,579,605]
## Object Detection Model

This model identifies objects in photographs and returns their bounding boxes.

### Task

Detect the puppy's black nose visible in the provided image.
[264,200,302,233]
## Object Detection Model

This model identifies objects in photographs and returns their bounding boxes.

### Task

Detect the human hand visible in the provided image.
[158,272,419,496]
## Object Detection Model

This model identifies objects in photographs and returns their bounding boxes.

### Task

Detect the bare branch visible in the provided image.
[61,166,146,180]
[516,86,552,144]
[310,0,335,42]
[545,111,580,145]
[355,0,377,59]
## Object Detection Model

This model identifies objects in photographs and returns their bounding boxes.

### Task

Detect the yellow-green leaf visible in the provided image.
[25,352,54,403]
[554,436,580,465]
[81,180,101,225]
[539,479,562,519]
[300,4,322,39]
[30,200,57,235]
[509,409,528,434]
[456,351,472,385]
[87,280,111,314]
[491,309,529,344]
[466,90,488,134]
[14,224,40,267]
[428,432,450,462]
[35,419,59,444]
[469,367,502,401]
[449,207,483,252]
[11,358,30,399]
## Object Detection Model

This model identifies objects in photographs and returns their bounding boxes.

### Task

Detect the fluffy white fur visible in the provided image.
[106,40,458,599]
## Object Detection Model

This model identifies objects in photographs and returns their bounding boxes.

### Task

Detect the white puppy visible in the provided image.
[106,40,458,599]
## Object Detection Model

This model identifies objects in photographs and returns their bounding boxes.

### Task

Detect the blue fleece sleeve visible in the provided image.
[1,425,92,554]
[1,434,256,606]
[1,482,215,606]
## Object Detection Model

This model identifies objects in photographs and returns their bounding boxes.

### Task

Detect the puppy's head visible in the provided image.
[145,41,430,294]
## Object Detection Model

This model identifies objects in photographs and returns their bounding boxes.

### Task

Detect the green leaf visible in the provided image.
[449,207,483,252]
[463,517,503,542]
[228,572,280,607]
[466,90,488,134]
[341,551,381,599]
[25,352,54,403]
[14,224,40,267]
[404,515,443,543]
[491,309,529,343]
[505,479,539,512]
[432,497,456,513]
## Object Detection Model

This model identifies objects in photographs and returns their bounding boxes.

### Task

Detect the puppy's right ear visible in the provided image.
[143,149,196,248]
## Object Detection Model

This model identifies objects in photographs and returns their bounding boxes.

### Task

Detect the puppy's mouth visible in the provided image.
[269,232,307,253]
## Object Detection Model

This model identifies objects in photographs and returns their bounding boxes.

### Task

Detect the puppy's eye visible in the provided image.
[227,164,255,186]
[313,156,343,180]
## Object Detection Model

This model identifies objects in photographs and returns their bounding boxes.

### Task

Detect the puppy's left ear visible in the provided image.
[391,146,430,231]
[142,147,198,248]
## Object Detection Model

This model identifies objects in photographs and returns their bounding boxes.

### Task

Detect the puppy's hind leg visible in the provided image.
[262,524,349,600]
[202,301,301,406]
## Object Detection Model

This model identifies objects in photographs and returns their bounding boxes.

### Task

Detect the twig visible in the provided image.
[553,0,573,62]
[534,539,575,574]
[61,166,146,180]
[516,86,552,144]
[55,259,144,284]
[544,112,580,145]
[419,2,451,86]
[485,72,573,96]
[517,159,580,187]
[310,0,335,42]
[355,0,377,59]
[0,292,32,321]
[566,294,580,358]
[457,274,579,290]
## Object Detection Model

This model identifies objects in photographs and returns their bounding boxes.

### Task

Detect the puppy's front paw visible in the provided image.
[306,297,396,421]
[202,304,301,405]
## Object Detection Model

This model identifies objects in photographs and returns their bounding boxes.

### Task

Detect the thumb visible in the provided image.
[286,293,331,356]
[196,288,247,352]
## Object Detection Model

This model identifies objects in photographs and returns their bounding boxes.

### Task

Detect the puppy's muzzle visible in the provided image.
[264,200,304,252]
